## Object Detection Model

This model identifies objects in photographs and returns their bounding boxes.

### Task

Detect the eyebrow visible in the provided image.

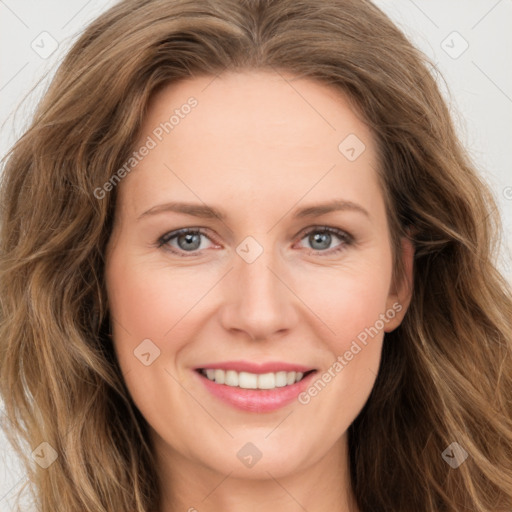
[137,199,370,221]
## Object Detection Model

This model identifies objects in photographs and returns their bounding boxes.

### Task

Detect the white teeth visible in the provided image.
[238,371,258,389]
[258,372,275,389]
[225,370,238,387]
[275,371,287,387]
[286,371,296,385]
[201,369,310,389]
[214,369,225,385]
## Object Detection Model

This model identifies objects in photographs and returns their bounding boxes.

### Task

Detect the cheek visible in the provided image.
[105,258,208,440]
[293,255,392,414]
[323,278,389,365]
[295,279,389,441]
[300,257,393,349]
[105,255,225,407]
[107,256,211,342]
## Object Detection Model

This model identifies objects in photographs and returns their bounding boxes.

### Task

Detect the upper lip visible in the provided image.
[195,360,316,374]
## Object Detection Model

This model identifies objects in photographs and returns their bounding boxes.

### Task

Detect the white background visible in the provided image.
[1,1,511,508]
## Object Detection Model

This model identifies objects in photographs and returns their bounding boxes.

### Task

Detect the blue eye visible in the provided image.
[157,226,352,257]
[297,226,352,254]
[158,228,214,254]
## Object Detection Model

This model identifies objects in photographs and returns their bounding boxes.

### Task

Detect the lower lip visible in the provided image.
[194,370,317,412]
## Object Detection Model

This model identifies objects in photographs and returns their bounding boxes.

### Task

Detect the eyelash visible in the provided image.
[156,226,354,258]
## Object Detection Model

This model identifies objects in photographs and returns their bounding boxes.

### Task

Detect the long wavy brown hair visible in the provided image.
[1,0,511,511]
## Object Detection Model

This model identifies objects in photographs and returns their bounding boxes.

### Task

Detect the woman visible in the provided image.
[1,0,511,511]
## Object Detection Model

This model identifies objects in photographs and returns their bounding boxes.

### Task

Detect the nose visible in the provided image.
[219,242,299,342]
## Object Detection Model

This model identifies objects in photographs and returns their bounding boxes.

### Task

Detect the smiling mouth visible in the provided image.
[196,368,317,390]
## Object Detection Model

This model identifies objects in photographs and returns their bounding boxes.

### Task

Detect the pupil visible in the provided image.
[311,232,330,250]
[179,233,200,250]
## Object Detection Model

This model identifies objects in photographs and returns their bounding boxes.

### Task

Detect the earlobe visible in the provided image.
[384,236,415,332]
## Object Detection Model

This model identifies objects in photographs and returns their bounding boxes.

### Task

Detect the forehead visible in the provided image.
[117,70,382,223]
[145,70,371,155]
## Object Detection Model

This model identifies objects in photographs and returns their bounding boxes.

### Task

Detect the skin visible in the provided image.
[105,70,414,512]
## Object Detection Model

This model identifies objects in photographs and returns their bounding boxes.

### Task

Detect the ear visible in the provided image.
[384,236,414,332]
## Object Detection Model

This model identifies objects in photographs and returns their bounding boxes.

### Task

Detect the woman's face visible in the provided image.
[105,70,412,480]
